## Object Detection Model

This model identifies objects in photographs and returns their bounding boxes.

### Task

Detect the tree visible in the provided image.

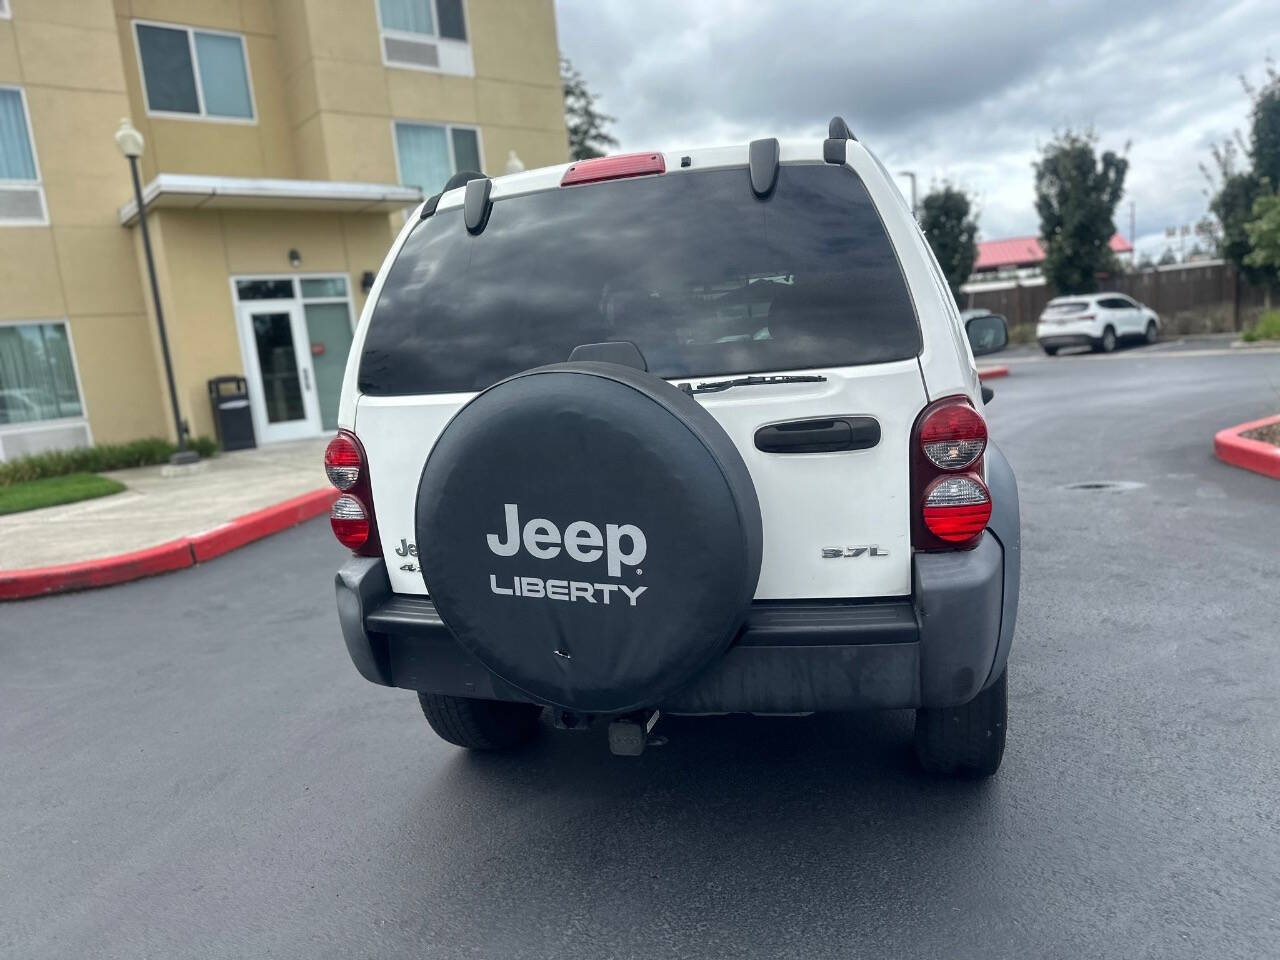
[919,185,978,302]
[1202,63,1279,287]
[1245,58,1280,187]
[1034,130,1128,294]
[561,57,618,161]
[1245,190,1280,307]
[1158,247,1177,266]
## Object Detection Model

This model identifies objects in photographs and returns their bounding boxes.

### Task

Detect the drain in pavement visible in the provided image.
[1062,480,1146,492]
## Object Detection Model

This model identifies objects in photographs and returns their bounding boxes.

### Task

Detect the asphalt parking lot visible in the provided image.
[3,343,1279,959]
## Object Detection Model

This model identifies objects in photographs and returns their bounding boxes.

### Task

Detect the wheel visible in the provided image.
[914,669,1007,777]
[418,693,543,750]
[1095,326,1117,353]
[1144,321,1158,345]
[1041,345,1058,356]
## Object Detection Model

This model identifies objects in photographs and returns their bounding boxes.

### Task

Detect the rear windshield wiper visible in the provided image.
[681,374,828,395]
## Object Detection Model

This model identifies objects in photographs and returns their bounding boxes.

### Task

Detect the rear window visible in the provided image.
[1042,301,1090,316]
[360,164,920,396]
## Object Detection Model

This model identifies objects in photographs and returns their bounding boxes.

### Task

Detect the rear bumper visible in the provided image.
[1038,333,1096,349]
[335,531,1017,713]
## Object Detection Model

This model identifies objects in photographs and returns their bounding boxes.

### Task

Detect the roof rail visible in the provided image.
[463,177,492,234]
[824,115,855,165]
[419,170,487,220]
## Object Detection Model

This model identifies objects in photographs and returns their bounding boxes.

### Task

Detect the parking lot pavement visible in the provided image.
[2,349,1278,960]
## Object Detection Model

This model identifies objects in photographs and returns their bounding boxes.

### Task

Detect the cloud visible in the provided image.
[556,0,1277,240]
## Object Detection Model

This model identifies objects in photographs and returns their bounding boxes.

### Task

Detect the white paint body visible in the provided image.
[338,138,984,600]
[1035,292,1160,346]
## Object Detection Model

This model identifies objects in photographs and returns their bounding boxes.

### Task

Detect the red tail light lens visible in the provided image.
[922,475,992,542]
[324,433,361,490]
[912,396,991,551]
[561,152,665,186]
[330,494,371,549]
[919,403,986,470]
[323,430,381,556]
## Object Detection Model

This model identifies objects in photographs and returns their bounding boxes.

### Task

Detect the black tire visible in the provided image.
[418,693,542,751]
[1095,326,1117,353]
[1041,345,1059,356]
[914,669,1007,777]
[1144,321,1158,345]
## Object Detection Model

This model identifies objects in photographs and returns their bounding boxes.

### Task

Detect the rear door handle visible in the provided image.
[754,417,880,454]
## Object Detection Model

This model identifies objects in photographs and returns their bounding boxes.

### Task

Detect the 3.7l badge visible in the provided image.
[822,546,889,558]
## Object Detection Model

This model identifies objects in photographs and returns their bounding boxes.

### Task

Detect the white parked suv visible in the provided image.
[328,118,1021,777]
[1036,292,1160,355]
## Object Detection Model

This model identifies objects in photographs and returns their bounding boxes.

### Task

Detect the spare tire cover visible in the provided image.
[416,361,763,714]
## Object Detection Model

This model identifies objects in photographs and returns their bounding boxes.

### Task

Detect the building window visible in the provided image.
[377,0,473,76]
[0,86,48,226]
[394,122,482,195]
[0,322,84,426]
[134,21,255,121]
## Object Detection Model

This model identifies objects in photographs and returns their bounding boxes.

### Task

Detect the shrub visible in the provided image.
[1241,310,1280,342]
[0,436,217,486]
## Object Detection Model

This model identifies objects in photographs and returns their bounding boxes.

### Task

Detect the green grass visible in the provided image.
[1241,310,1280,343]
[0,435,216,486]
[0,473,126,516]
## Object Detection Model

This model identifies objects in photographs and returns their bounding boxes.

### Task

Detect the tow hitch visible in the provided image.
[608,709,661,756]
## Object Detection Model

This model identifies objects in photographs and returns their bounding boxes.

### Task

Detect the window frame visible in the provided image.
[131,19,257,125]
[375,0,473,74]
[0,84,49,227]
[391,119,485,196]
[0,318,92,438]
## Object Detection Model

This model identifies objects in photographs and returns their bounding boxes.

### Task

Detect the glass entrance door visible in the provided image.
[236,302,322,443]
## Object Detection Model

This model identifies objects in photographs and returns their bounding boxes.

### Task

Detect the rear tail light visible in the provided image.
[561,152,665,187]
[324,433,361,489]
[912,397,991,550]
[922,476,991,543]
[330,494,371,550]
[323,430,381,556]
[920,403,986,469]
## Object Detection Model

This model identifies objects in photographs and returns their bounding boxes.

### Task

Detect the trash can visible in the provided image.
[208,376,255,451]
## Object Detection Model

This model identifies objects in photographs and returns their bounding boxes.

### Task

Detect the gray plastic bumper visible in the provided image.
[336,522,1018,714]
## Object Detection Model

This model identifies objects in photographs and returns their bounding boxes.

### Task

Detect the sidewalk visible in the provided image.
[0,438,332,585]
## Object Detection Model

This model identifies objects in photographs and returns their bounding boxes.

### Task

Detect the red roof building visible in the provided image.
[972,233,1133,276]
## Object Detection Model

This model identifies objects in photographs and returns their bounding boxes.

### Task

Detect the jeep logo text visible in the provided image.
[486,503,646,578]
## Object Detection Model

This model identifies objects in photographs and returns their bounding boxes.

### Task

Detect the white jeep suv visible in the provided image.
[328,118,1021,777]
[1037,292,1160,355]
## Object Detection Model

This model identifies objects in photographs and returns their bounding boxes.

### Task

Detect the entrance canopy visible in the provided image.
[119,174,423,225]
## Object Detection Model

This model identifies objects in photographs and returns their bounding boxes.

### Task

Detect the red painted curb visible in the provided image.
[0,538,194,601]
[0,487,338,601]
[978,366,1010,380]
[1214,414,1280,480]
[189,488,338,563]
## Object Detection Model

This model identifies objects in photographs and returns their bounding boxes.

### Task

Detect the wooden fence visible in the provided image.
[962,262,1271,334]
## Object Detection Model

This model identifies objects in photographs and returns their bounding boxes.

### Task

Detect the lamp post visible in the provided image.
[898,170,918,219]
[115,118,198,465]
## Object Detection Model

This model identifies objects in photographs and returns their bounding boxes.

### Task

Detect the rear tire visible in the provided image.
[1144,321,1158,345]
[1095,326,1117,353]
[418,693,542,750]
[1041,345,1058,356]
[914,669,1007,777]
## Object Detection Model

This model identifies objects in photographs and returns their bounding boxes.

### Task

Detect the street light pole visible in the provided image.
[898,170,918,219]
[116,119,197,465]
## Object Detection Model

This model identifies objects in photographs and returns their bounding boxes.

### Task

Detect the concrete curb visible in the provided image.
[978,366,1010,380]
[0,488,338,601]
[1214,414,1280,480]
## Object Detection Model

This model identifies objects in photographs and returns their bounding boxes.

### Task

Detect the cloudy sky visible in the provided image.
[555,0,1278,262]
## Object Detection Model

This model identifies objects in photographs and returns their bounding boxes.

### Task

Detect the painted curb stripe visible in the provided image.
[0,488,339,601]
[1214,414,1280,480]
[978,366,1010,380]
